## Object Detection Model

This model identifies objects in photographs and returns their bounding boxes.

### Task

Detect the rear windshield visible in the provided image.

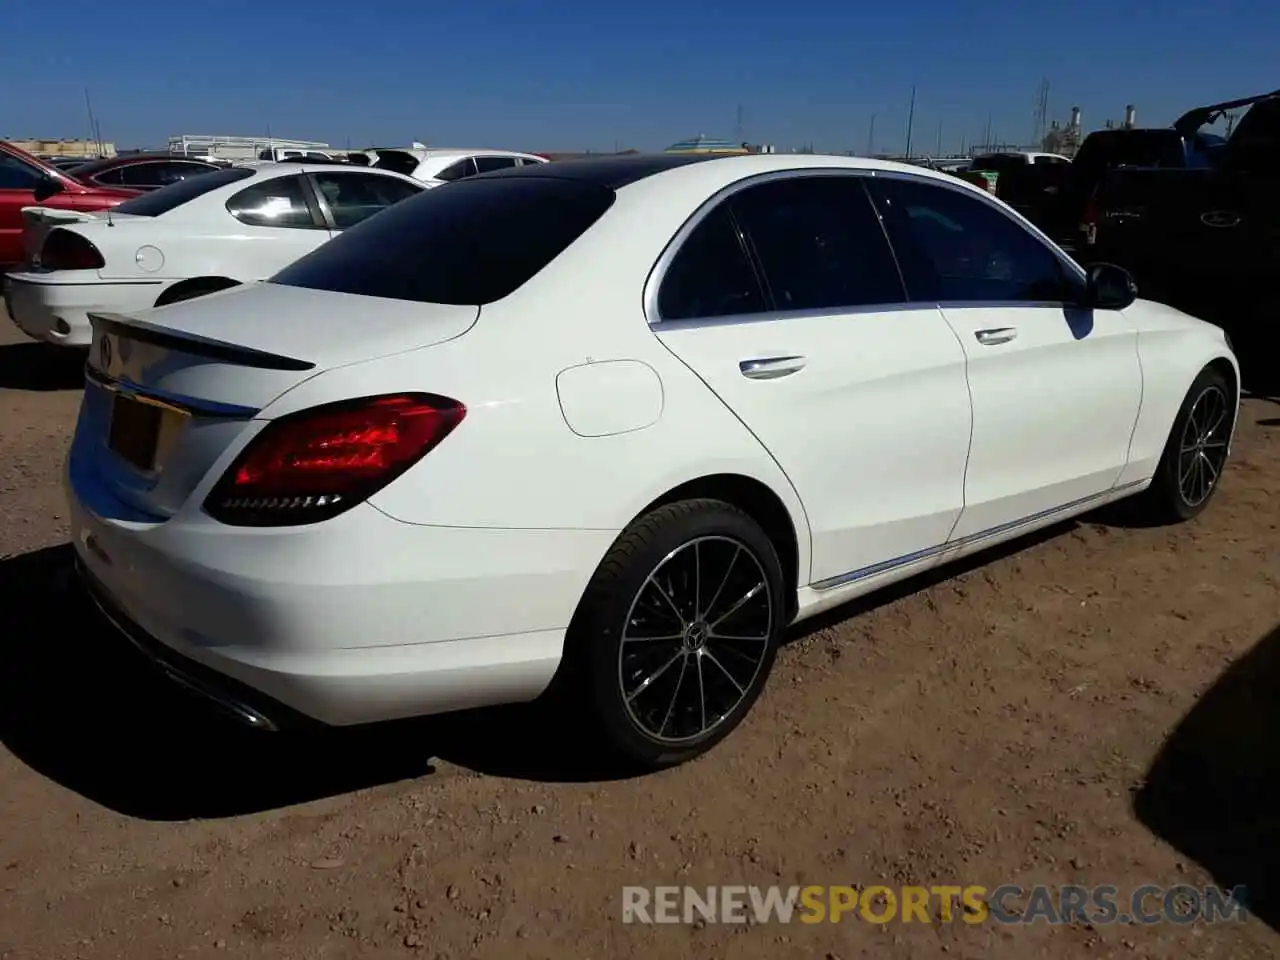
[270,176,616,305]
[969,154,1028,174]
[1074,131,1186,172]
[371,150,421,176]
[114,167,254,216]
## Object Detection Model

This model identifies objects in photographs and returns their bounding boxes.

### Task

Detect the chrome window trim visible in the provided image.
[642,166,1088,329]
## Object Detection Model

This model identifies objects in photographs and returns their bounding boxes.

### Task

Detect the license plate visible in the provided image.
[107,393,187,473]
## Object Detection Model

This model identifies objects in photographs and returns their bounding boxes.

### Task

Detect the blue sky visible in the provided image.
[4,0,1277,154]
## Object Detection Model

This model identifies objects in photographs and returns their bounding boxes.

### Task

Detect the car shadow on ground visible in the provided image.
[1,516,1101,820]
[0,544,650,821]
[0,342,86,391]
[1134,622,1280,931]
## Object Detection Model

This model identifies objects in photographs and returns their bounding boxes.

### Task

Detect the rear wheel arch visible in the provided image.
[155,276,240,307]
[632,473,804,624]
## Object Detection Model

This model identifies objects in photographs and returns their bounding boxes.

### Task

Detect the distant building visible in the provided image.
[8,138,114,158]
[535,149,640,161]
[665,135,751,155]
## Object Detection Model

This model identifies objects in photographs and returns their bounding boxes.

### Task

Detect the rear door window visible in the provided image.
[311,171,423,228]
[271,176,615,304]
[658,205,766,320]
[729,175,907,311]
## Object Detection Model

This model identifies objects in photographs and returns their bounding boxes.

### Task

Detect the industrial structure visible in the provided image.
[7,138,114,159]
[166,135,332,162]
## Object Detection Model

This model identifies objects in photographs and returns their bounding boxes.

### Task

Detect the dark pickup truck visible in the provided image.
[1083,89,1280,324]
[962,130,1217,247]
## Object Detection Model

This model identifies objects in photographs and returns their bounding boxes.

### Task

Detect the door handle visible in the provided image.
[974,327,1018,346]
[739,355,807,379]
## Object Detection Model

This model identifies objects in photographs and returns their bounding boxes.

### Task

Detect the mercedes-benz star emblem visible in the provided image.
[1200,210,1241,228]
[99,336,112,369]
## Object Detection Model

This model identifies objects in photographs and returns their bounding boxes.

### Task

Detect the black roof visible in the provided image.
[469,152,727,190]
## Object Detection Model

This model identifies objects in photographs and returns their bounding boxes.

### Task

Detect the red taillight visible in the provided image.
[204,393,465,526]
[1079,194,1099,246]
[40,228,106,271]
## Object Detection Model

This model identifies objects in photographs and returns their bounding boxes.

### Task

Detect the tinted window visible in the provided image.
[870,177,1074,303]
[93,167,128,185]
[1033,155,1068,165]
[435,158,478,181]
[658,205,765,320]
[272,177,615,305]
[730,176,906,311]
[114,167,255,216]
[969,154,1028,175]
[518,157,545,166]
[119,161,215,187]
[372,150,420,176]
[1075,132,1186,174]
[226,175,317,227]
[474,156,518,173]
[0,153,47,190]
[312,171,423,228]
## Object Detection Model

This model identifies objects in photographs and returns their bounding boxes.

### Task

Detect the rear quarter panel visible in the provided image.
[248,175,814,580]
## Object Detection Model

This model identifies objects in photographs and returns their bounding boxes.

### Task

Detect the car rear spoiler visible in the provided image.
[1173,88,1280,137]
[88,312,315,372]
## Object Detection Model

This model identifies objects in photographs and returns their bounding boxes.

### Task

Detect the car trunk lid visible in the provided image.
[21,208,151,266]
[72,282,479,520]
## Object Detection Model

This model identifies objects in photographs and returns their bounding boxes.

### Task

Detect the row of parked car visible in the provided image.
[0,142,548,346]
[957,87,1279,359]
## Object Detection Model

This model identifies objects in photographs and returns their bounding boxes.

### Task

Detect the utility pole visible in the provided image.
[904,86,917,158]
[1032,77,1050,150]
[935,120,943,157]
[84,88,103,157]
[867,114,876,156]
[734,104,745,143]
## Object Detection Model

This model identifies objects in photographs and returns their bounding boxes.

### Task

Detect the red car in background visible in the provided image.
[0,140,141,270]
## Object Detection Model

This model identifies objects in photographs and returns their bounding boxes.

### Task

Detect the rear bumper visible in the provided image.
[76,557,309,731]
[65,468,615,727]
[3,273,162,347]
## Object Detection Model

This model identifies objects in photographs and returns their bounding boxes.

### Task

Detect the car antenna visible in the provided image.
[84,87,116,226]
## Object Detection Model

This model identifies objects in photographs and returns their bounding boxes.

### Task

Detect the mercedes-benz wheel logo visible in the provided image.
[1200,210,1241,228]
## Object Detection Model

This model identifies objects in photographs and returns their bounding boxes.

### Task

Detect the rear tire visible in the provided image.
[564,499,786,769]
[1134,365,1233,524]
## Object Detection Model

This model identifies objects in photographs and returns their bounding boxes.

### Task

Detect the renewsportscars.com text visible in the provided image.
[621,884,1249,925]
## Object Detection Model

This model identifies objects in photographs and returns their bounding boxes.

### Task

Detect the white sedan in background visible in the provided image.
[359,146,547,184]
[66,153,1238,769]
[4,163,424,347]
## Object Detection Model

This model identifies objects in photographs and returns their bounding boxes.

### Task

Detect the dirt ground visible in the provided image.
[2,314,1280,960]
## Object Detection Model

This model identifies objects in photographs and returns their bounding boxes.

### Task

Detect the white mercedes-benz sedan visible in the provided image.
[65,153,1239,768]
[5,163,424,347]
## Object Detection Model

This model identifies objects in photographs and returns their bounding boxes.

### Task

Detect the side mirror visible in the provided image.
[32,174,63,203]
[1085,262,1138,310]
